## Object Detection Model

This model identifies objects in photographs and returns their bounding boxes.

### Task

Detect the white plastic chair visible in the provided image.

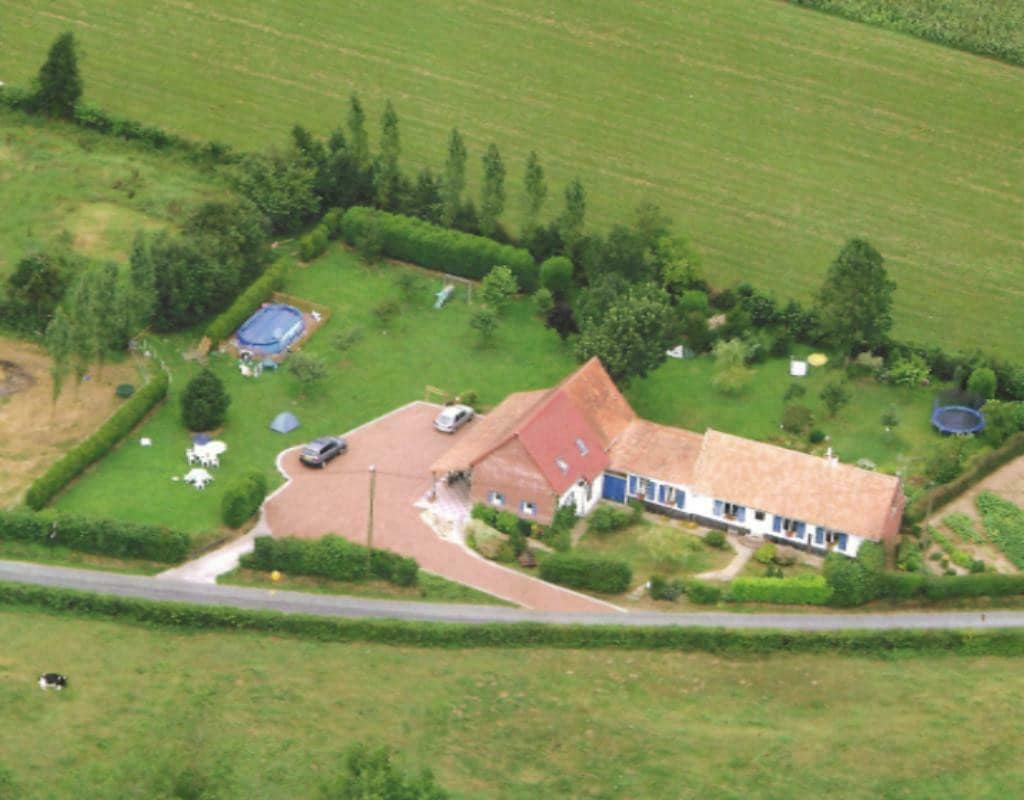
[186,448,198,465]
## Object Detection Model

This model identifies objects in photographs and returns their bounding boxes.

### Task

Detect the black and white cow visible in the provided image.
[38,673,68,691]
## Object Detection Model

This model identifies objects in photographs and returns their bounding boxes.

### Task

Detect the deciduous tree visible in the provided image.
[470,306,498,345]
[820,380,852,417]
[34,32,82,118]
[181,368,230,431]
[817,238,896,355]
[44,306,73,409]
[480,265,518,314]
[558,178,586,250]
[521,150,547,232]
[346,93,370,170]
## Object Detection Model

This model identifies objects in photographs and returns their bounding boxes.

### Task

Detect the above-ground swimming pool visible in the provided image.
[235,304,305,355]
[931,405,985,436]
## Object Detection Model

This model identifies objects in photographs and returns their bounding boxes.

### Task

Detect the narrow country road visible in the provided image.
[1,560,1022,630]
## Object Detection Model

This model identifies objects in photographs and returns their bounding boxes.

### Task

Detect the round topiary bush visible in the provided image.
[115,383,135,398]
[181,368,230,432]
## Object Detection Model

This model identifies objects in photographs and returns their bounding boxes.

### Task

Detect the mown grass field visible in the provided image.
[3,607,1024,799]
[2,0,1021,355]
[0,108,229,280]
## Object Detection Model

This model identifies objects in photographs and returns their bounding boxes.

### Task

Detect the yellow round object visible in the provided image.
[271,570,282,582]
[807,353,829,367]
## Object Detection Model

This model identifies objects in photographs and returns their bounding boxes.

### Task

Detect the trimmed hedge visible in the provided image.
[340,207,539,291]
[726,575,833,605]
[904,432,1024,524]
[0,509,192,563]
[241,535,418,587]
[685,581,722,605]
[204,257,291,346]
[539,553,632,594]
[221,472,268,529]
[881,572,1024,602]
[11,581,1024,655]
[24,369,170,510]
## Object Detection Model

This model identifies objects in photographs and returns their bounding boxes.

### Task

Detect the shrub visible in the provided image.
[823,543,884,607]
[25,370,169,510]
[924,437,968,484]
[494,511,521,536]
[181,368,230,432]
[679,290,709,314]
[533,287,554,317]
[539,553,632,594]
[781,403,814,434]
[322,208,345,239]
[886,353,931,387]
[470,503,499,526]
[649,575,684,602]
[221,471,267,529]
[967,366,997,400]
[686,581,721,605]
[204,257,290,346]
[772,551,797,567]
[0,509,193,563]
[896,538,924,573]
[726,575,833,605]
[241,535,418,586]
[539,255,573,295]
[340,207,538,290]
[703,530,727,549]
[808,429,826,444]
[587,505,635,534]
[467,523,506,560]
[480,265,518,313]
[753,543,776,564]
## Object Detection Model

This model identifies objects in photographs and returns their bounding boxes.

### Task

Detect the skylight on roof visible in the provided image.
[575,437,589,456]
[555,457,569,473]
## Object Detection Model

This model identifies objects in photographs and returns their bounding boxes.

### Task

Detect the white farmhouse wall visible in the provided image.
[560,474,604,517]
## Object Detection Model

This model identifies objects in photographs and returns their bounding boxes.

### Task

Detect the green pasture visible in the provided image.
[3,608,1024,798]
[53,248,576,530]
[629,350,953,474]
[1,1,1021,355]
[0,109,228,280]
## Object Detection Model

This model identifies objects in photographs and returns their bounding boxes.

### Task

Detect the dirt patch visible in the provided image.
[0,338,138,508]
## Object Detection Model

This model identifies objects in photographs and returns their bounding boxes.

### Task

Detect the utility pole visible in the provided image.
[366,464,377,555]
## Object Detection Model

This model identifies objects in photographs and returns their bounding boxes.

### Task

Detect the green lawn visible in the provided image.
[3,608,1024,798]
[1,1,1021,355]
[219,567,512,606]
[0,108,230,280]
[575,517,734,589]
[627,350,954,474]
[54,248,576,530]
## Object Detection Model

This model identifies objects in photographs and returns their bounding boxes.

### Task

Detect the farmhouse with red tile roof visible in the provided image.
[432,357,905,556]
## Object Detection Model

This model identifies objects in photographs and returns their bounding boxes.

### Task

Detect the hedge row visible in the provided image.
[726,575,833,605]
[904,432,1024,524]
[538,553,631,594]
[24,369,170,510]
[7,581,1024,655]
[221,472,268,529]
[340,206,539,291]
[204,257,291,346]
[241,535,418,587]
[0,87,238,164]
[880,572,1024,601]
[0,509,192,564]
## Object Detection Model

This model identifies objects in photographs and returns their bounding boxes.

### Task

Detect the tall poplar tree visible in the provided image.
[521,151,547,232]
[441,128,467,227]
[559,178,586,249]
[45,306,73,410]
[478,143,506,237]
[374,100,401,209]
[347,93,369,170]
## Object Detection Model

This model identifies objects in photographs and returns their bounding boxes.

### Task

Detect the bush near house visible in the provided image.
[340,207,539,291]
[539,553,632,594]
[587,504,635,534]
[727,575,833,605]
[703,530,727,549]
[0,509,193,563]
[220,472,268,529]
[241,534,418,587]
[24,370,169,510]
[685,581,722,605]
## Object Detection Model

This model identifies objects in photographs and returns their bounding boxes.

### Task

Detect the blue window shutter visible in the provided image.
[658,484,667,504]
[815,526,824,544]
[796,521,806,536]
[773,516,782,533]
[676,491,686,509]
[713,500,724,516]
[838,534,848,551]
[737,507,746,522]
[628,475,638,495]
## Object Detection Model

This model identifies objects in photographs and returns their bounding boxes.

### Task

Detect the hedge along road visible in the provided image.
[2,560,1023,631]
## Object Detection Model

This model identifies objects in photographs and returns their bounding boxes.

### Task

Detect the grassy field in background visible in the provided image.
[1,0,1020,355]
[3,607,1024,798]
[0,108,229,280]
